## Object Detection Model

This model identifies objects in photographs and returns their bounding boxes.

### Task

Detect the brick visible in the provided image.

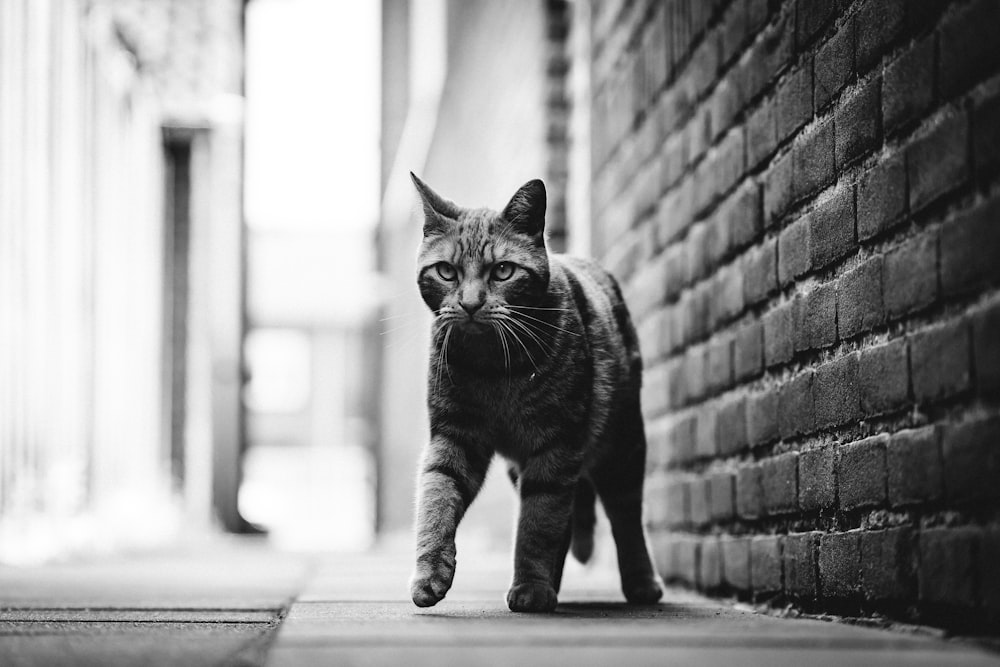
[974,92,1000,172]
[972,301,1000,393]
[706,214,732,270]
[778,371,814,438]
[784,532,820,598]
[665,477,689,528]
[761,452,798,515]
[764,152,793,223]
[676,535,700,586]
[747,98,777,170]
[751,536,783,593]
[888,426,943,507]
[743,239,778,306]
[695,402,717,458]
[791,294,811,354]
[721,536,751,591]
[664,415,697,465]
[911,319,971,404]
[804,282,837,350]
[720,0,749,67]
[942,417,1000,505]
[809,183,856,270]
[919,528,979,606]
[728,183,762,252]
[717,395,748,455]
[739,8,794,102]
[689,477,712,526]
[883,36,934,134]
[907,113,969,212]
[859,338,909,416]
[776,62,813,144]
[855,0,905,72]
[798,446,836,511]
[796,0,835,47]
[838,257,884,340]
[700,536,724,590]
[736,463,764,519]
[819,531,861,598]
[938,0,1000,100]
[708,472,735,521]
[814,18,854,109]
[814,353,860,430]
[778,215,812,286]
[861,527,914,600]
[706,333,734,395]
[857,153,906,241]
[793,118,836,202]
[747,389,779,447]
[941,197,1000,297]
[983,530,1000,611]
[763,302,794,367]
[883,231,938,319]
[836,76,881,168]
[838,434,888,510]
[711,265,744,327]
[734,321,764,382]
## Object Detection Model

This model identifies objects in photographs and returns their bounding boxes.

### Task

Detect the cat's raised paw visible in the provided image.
[410,559,455,608]
[506,582,558,613]
[624,577,664,605]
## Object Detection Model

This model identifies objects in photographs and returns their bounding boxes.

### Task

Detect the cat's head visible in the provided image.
[412,174,551,331]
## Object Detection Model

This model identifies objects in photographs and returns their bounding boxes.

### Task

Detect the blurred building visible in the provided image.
[0,0,247,561]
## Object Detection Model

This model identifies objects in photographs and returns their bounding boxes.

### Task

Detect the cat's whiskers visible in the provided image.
[501,315,555,356]
[496,318,541,375]
[507,309,580,337]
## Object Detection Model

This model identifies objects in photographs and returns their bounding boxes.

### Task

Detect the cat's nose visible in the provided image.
[460,300,483,316]
[459,283,485,317]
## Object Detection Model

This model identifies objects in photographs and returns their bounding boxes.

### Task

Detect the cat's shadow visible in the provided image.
[418,601,681,620]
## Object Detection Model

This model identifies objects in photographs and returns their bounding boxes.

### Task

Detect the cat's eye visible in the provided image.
[435,262,457,281]
[491,262,515,281]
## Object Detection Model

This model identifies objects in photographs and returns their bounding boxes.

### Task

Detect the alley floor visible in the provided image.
[1,537,998,667]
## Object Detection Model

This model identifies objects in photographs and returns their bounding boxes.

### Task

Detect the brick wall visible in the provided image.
[589,0,1000,631]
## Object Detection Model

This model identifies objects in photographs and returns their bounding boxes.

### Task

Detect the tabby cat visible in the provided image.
[409,173,663,612]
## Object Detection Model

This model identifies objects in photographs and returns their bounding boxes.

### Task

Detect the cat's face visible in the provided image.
[412,175,550,333]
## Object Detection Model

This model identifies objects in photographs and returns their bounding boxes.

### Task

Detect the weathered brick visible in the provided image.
[740,7,795,101]
[793,119,835,202]
[814,353,860,430]
[695,401,717,458]
[819,531,861,598]
[796,0,835,47]
[743,239,778,306]
[940,197,1000,297]
[761,452,798,515]
[883,231,938,319]
[942,416,1000,505]
[857,152,906,241]
[776,62,813,144]
[721,536,751,591]
[711,265,745,327]
[763,302,794,367]
[973,91,1000,172]
[888,426,943,507]
[700,536,724,590]
[705,333,734,395]
[838,434,888,511]
[861,527,914,600]
[747,389,779,447]
[664,414,698,465]
[778,371,815,438]
[751,535,783,593]
[910,319,971,404]
[883,35,934,134]
[972,300,1000,393]
[784,532,820,598]
[689,477,712,526]
[665,477,690,528]
[919,528,979,606]
[778,215,813,286]
[717,395,748,455]
[907,113,969,212]
[814,17,854,110]
[736,463,764,520]
[803,282,837,350]
[855,0,905,72]
[798,446,836,511]
[838,257,884,339]
[859,338,909,416]
[734,321,764,382]
[938,0,1000,100]
[747,97,777,170]
[982,530,1000,611]
[764,151,793,223]
[708,472,735,521]
[675,535,700,586]
[809,183,856,270]
[835,76,881,168]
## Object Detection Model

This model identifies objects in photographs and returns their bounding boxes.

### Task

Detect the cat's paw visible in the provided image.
[410,556,456,608]
[506,582,558,613]
[623,576,663,605]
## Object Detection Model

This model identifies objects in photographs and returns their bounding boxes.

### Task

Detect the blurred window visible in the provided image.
[244,329,311,414]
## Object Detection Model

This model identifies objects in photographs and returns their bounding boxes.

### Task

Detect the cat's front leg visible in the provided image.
[410,433,490,607]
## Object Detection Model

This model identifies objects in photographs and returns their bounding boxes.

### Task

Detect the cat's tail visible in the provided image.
[570,478,597,564]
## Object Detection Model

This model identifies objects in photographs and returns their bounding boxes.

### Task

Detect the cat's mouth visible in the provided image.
[457,319,489,335]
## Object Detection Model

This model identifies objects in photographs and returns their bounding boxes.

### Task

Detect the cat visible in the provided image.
[408,173,663,612]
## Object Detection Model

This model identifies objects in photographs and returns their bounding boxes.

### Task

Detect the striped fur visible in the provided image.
[409,174,662,612]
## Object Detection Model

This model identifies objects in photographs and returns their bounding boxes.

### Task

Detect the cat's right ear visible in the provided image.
[411,172,459,236]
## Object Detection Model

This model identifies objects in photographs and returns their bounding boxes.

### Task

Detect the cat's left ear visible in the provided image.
[502,179,546,238]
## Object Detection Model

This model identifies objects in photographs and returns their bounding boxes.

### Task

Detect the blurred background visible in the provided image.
[0,0,589,562]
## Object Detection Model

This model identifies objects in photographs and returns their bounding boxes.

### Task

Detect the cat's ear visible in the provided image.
[502,179,546,238]
[411,172,460,236]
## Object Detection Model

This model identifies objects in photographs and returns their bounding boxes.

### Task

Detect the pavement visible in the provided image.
[1,537,998,666]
